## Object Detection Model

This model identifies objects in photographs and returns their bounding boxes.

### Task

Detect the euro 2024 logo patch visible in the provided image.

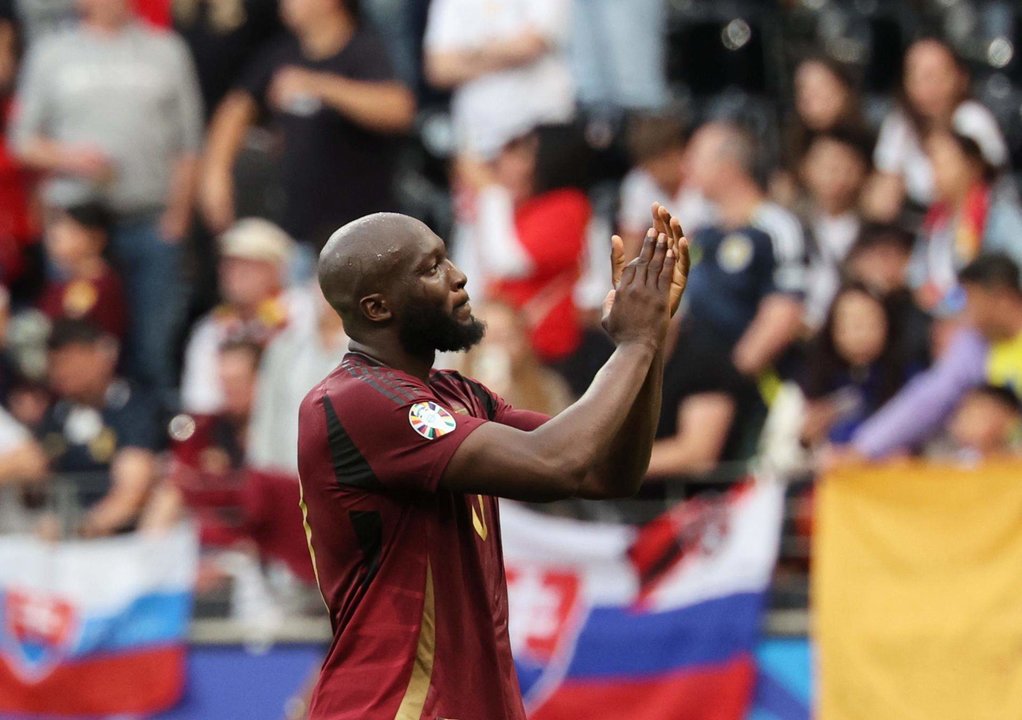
[408,401,457,440]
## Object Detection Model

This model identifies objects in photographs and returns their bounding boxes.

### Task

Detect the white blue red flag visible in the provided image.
[501,479,784,720]
[0,524,198,716]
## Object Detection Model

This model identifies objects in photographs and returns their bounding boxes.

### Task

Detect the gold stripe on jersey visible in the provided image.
[395,560,436,719]
[297,476,327,609]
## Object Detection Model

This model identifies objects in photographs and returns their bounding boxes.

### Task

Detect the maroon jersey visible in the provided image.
[297,352,548,719]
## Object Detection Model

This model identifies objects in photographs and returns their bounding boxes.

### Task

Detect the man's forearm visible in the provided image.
[313,76,415,133]
[734,295,803,375]
[203,92,256,178]
[582,348,663,498]
[425,32,548,88]
[164,153,199,226]
[16,136,69,173]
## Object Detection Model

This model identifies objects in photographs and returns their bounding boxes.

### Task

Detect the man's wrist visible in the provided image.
[615,337,659,360]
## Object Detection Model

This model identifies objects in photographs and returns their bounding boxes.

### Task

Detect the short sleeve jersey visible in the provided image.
[296,352,547,720]
[685,202,806,345]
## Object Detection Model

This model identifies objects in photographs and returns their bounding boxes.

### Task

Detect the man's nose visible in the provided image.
[449,261,468,289]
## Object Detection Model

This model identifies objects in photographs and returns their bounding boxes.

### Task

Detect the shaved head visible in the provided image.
[318,212,485,354]
[318,212,432,327]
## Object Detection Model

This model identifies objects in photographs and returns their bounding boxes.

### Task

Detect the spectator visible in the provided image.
[455,300,573,416]
[199,0,415,268]
[247,286,346,474]
[845,223,916,295]
[863,37,1008,224]
[180,218,313,414]
[844,224,931,374]
[146,338,315,621]
[799,283,912,447]
[847,253,1022,460]
[423,0,573,157]
[570,0,667,111]
[37,202,127,340]
[0,10,40,298]
[173,0,284,121]
[645,315,751,480]
[772,55,866,206]
[909,117,1022,309]
[798,128,871,329]
[37,319,162,536]
[456,130,591,362]
[0,402,48,535]
[11,0,204,395]
[618,112,715,260]
[682,121,806,379]
[156,340,263,548]
[941,384,1022,460]
[0,403,46,485]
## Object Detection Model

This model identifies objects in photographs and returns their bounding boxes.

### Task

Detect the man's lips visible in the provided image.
[453,295,472,317]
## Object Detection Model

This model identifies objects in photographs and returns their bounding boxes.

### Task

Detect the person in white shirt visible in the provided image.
[423,0,574,157]
[864,37,1008,223]
[798,129,871,329]
[618,113,716,259]
[180,219,314,414]
[246,287,347,475]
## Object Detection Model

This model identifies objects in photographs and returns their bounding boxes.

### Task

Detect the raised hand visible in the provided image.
[605,231,674,350]
[651,202,690,317]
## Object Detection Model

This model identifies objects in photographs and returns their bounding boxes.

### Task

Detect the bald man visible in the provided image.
[297,206,688,719]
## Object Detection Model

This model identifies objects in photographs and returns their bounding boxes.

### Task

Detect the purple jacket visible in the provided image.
[851,327,988,458]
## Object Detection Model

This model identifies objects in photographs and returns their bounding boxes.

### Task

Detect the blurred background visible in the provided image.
[2,0,1022,717]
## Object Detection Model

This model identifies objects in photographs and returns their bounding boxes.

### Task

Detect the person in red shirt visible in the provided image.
[457,130,591,361]
[298,205,688,719]
[37,203,127,340]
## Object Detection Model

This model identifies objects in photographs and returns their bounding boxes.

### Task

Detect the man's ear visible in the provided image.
[359,293,392,323]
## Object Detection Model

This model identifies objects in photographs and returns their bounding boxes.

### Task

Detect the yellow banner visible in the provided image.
[814,460,1022,720]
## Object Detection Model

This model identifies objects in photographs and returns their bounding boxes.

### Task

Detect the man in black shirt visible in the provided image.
[37,320,162,536]
[199,0,414,251]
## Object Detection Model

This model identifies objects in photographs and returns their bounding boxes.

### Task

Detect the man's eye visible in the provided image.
[428,262,441,275]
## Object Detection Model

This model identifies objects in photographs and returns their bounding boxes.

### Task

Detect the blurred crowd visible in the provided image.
[0,0,1021,618]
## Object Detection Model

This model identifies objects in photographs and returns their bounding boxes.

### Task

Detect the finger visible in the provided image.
[647,232,668,285]
[620,233,651,287]
[669,235,691,315]
[610,234,626,288]
[637,227,656,264]
[651,201,662,230]
[659,247,676,292]
[670,215,685,244]
[636,228,657,285]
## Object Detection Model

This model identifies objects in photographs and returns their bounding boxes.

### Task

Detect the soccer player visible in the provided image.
[298,204,688,718]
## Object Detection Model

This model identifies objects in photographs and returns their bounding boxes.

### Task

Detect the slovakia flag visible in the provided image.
[501,479,784,720]
[0,524,198,716]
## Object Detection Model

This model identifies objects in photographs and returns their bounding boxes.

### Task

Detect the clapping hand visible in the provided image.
[603,202,690,324]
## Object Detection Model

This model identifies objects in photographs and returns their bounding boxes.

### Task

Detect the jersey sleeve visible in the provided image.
[460,375,551,431]
[314,381,490,495]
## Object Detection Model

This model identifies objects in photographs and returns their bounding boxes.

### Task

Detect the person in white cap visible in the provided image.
[909,112,1022,309]
[179,218,315,414]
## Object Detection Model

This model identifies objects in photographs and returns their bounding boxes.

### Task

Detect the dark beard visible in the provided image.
[398,301,486,355]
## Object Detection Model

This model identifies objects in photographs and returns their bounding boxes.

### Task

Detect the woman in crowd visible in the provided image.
[910,116,1022,309]
[799,283,914,447]
[864,37,1008,225]
[771,55,866,206]
[454,127,591,364]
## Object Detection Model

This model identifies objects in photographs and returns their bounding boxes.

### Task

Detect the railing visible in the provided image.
[0,466,814,641]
